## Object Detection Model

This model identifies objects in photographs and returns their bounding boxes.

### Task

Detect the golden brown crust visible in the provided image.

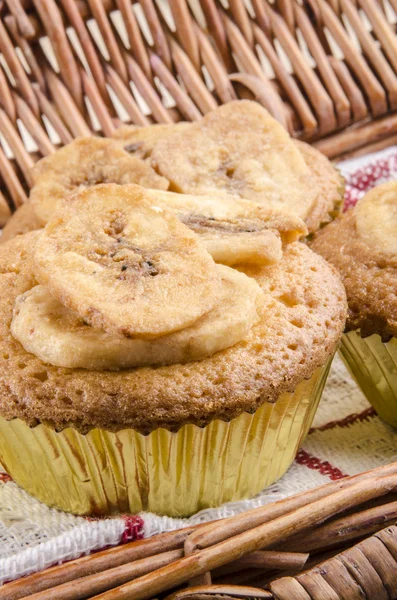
[294,141,344,233]
[311,209,397,339]
[1,203,42,243]
[0,233,346,434]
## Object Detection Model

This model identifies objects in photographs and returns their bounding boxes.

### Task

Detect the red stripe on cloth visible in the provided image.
[343,152,397,210]
[0,472,12,483]
[295,449,348,480]
[121,515,145,543]
[309,407,375,434]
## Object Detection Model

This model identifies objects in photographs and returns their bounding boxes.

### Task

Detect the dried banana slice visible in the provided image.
[11,266,262,369]
[151,100,316,221]
[112,122,189,160]
[34,184,221,339]
[30,137,169,225]
[355,181,397,260]
[145,189,307,265]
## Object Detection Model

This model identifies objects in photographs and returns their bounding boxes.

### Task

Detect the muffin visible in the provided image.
[0,184,347,517]
[312,181,397,426]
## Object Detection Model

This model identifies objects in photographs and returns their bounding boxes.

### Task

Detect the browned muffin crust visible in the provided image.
[0,233,346,434]
[294,141,344,233]
[311,209,397,339]
[1,203,41,244]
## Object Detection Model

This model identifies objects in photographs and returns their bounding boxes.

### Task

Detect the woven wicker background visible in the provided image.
[1,0,397,222]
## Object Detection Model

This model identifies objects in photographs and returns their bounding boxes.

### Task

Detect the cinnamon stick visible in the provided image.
[18,549,183,600]
[0,525,203,600]
[212,550,309,577]
[88,475,397,600]
[164,585,272,599]
[184,462,397,555]
[314,113,397,158]
[276,500,397,553]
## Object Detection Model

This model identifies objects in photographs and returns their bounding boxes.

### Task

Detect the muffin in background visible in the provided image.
[312,181,397,426]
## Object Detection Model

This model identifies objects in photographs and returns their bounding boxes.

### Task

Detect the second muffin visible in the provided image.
[312,181,397,426]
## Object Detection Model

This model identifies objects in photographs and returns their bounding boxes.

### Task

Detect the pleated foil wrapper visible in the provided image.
[340,332,397,428]
[0,359,332,517]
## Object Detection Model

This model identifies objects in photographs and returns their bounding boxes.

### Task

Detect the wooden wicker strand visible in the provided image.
[4,15,47,93]
[359,0,397,74]
[0,16,40,118]
[3,0,36,39]
[316,0,387,117]
[269,8,336,135]
[327,57,368,125]
[294,4,350,129]
[0,144,28,208]
[0,107,35,187]
[31,0,84,111]
[59,0,112,108]
[14,94,56,156]
[0,59,16,122]
[341,0,397,111]
[2,0,397,215]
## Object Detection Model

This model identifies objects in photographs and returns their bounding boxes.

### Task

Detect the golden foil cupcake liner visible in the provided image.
[0,360,331,517]
[340,332,397,427]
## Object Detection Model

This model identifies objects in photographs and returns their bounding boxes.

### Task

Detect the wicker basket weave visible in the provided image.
[1,0,397,222]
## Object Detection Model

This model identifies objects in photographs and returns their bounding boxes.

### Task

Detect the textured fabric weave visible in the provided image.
[1,147,396,581]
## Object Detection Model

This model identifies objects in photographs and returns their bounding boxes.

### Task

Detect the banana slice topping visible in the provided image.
[151,100,316,221]
[30,137,169,225]
[144,189,307,266]
[33,184,222,339]
[11,266,262,369]
[112,122,189,160]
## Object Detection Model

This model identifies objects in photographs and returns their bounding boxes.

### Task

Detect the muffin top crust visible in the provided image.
[0,203,42,244]
[293,140,344,233]
[311,181,397,339]
[0,230,346,434]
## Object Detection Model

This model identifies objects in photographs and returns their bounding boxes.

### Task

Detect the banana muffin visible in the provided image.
[0,184,347,517]
[312,181,397,426]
